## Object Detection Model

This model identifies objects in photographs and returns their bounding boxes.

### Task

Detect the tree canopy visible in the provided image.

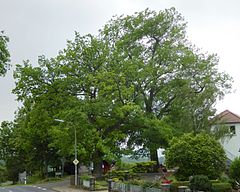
[6,8,232,177]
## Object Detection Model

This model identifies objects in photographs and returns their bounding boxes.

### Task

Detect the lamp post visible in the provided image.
[54,119,78,186]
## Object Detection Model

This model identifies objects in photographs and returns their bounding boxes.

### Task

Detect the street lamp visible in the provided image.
[54,119,78,186]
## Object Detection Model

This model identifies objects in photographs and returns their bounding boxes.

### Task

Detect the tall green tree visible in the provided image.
[12,57,72,177]
[99,8,232,161]
[0,31,10,76]
[12,8,232,176]
[55,34,142,174]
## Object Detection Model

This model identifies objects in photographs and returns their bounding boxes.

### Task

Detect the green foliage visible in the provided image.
[165,133,226,180]
[27,175,43,184]
[131,161,157,173]
[211,182,232,192]
[116,161,135,170]
[0,31,10,76]
[80,175,92,180]
[229,157,240,182]
[189,175,212,191]
[124,179,162,188]
[110,170,136,181]
[0,162,7,183]
[9,7,232,178]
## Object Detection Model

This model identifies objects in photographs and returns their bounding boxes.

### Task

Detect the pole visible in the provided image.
[54,119,78,186]
[74,127,77,186]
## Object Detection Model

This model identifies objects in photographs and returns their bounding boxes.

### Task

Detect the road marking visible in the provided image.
[34,186,48,191]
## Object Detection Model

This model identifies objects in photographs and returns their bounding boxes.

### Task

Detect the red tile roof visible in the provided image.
[216,110,240,124]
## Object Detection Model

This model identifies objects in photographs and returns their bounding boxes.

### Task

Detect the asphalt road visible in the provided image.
[0,179,69,192]
[0,185,55,192]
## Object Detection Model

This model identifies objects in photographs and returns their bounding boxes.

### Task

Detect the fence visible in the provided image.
[109,180,172,192]
[70,175,95,190]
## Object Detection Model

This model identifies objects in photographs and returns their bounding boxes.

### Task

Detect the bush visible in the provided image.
[125,179,162,188]
[110,170,136,181]
[116,161,135,171]
[211,182,232,192]
[189,175,212,191]
[131,161,157,173]
[165,133,226,180]
[229,157,240,182]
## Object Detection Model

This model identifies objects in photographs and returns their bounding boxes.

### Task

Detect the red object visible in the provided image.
[162,179,172,184]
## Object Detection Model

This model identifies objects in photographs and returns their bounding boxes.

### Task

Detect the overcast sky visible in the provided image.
[1,0,240,123]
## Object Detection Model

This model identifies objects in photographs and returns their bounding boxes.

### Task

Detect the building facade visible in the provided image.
[215,110,240,161]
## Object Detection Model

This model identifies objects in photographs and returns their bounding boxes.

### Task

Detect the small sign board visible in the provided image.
[73,159,79,165]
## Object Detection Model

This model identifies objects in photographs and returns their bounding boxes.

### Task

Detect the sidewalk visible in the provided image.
[53,185,90,192]
[53,185,108,192]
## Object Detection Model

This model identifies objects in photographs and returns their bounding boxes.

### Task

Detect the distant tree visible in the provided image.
[0,31,10,76]
[165,133,226,180]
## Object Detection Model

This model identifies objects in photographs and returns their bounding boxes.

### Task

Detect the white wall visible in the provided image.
[221,123,240,160]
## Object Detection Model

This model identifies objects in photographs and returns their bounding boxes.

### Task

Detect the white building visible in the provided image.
[215,110,240,161]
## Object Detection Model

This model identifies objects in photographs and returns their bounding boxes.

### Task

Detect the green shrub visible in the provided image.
[165,133,226,180]
[116,161,135,170]
[110,170,136,181]
[211,182,232,192]
[125,179,161,188]
[27,175,42,184]
[131,161,157,173]
[189,175,212,191]
[80,175,91,180]
[229,157,240,182]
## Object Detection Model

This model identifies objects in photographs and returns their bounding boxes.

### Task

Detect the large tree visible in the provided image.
[0,31,10,76]
[13,36,138,175]
[99,8,232,161]
[12,8,232,176]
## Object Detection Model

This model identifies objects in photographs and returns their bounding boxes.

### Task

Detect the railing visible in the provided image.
[109,181,169,192]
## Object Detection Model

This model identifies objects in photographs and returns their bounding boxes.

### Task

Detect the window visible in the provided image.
[230,125,236,135]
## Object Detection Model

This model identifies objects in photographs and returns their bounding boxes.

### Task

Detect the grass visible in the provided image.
[95,179,108,190]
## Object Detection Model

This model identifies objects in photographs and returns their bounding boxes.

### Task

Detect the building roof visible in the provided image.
[216,110,240,124]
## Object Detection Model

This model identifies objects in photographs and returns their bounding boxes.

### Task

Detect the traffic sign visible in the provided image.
[73,159,79,165]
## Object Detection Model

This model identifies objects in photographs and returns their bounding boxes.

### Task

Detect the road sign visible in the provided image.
[73,159,79,165]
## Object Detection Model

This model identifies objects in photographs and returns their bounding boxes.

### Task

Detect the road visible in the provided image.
[0,179,69,192]
[0,185,55,192]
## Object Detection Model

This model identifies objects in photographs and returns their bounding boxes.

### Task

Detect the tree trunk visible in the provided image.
[92,150,103,177]
[150,148,159,168]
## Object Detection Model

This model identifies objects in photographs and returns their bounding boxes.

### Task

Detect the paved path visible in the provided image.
[53,185,108,192]
[53,185,88,192]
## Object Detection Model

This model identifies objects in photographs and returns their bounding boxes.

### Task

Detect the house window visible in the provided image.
[230,125,236,135]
